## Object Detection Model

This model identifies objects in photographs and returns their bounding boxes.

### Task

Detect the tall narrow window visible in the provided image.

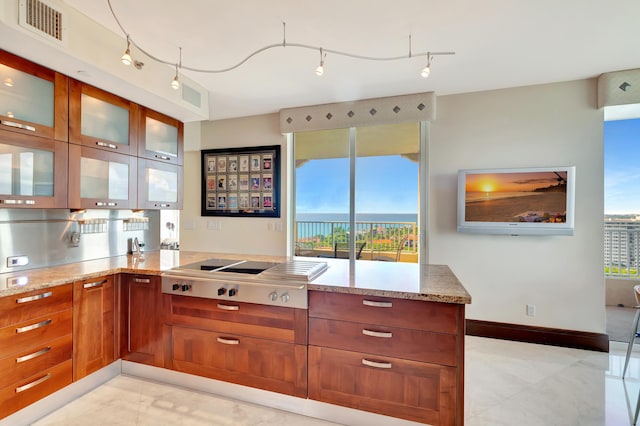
[294,123,420,262]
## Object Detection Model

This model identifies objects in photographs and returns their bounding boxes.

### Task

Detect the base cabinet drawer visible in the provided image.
[309,317,458,366]
[0,359,72,419]
[309,291,459,334]
[0,284,72,328]
[0,333,72,390]
[171,325,307,397]
[308,346,458,425]
[0,309,73,359]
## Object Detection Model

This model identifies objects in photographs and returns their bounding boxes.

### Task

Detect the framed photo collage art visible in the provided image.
[201,145,280,217]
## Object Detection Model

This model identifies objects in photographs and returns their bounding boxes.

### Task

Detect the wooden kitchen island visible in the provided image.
[0,251,470,426]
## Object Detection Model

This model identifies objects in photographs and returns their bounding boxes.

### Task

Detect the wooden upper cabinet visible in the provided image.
[138,107,183,165]
[137,159,183,210]
[68,144,137,210]
[0,49,68,142]
[0,132,68,209]
[69,79,138,155]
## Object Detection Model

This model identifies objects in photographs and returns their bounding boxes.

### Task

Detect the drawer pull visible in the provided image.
[15,373,51,393]
[16,291,52,304]
[155,154,172,161]
[16,319,52,334]
[83,279,107,289]
[217,337,240,345]
[217,304,239,311]
[96,141,118,149]
[1,199,35,205]
[0,120,36,132]
[362,299,393,308]
[95,201,117,207]
[16,346,51,364]
[134,278,151,283]
[362,329,393,338]
[362,359,392,369]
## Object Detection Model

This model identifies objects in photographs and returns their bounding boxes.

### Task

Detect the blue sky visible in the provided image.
[605,118,640,214]
[296,155,418,214]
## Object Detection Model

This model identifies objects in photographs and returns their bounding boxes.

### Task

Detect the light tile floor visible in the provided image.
[32,336,640,426]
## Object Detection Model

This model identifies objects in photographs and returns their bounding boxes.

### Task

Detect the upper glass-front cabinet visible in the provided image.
[0,50,69,142]
[69,80,138,155]
[138,159,183,210]
[0,132,68,208]
[68,144,137,209]
[138,107,183,165]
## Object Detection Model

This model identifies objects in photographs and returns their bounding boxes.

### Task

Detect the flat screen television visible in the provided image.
[457,166,576,236]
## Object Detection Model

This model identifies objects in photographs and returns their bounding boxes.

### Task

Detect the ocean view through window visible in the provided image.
[294,123,420,262]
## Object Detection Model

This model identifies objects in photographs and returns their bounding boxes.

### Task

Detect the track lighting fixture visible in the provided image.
[171,64,180,90]
[315,48,325,76]
[171,47,182,90]
[107,0,454,86]
[121,36,132,66]
[420,54,432,78]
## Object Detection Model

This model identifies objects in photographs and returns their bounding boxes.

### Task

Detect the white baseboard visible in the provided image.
[0,361,121,426]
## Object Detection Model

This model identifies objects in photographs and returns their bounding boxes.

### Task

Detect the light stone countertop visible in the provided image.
[0,251,471,304]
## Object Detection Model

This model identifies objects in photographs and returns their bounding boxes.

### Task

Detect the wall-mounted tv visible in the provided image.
[457,166,576,236]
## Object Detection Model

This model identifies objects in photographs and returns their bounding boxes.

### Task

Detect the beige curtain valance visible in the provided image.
[279,92,436,133]
[598,68,640,108]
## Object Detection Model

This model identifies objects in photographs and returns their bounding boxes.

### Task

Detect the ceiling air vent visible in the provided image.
[19,0,65,44]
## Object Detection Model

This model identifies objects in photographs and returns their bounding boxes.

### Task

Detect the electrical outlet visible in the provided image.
[526,304,536,316]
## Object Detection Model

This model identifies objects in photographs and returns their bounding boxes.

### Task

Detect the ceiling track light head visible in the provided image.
[121,36,132,66]
[315,48,325,76]
[171,63,180,90]
[420,53,433,78]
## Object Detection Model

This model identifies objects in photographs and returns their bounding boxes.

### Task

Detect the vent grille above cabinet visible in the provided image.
[19,0,64,43]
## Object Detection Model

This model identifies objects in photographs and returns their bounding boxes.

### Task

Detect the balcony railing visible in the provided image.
[604,224,640,278]
[295,220,418,262]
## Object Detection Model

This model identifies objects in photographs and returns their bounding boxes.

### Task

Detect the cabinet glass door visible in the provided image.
[0,64,54,128]
[81,94,129,146]
[138,159,182,209]
[145,116,178,157]
[80,157,129,200]
[147,167,177,202]
[0,143,54,196]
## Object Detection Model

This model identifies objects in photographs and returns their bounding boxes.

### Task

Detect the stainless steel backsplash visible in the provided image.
[0,209,161,274]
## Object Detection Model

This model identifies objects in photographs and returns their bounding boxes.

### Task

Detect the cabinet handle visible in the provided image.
[217,304,239,311]
[16,291,52,304]
[96,141,118,149]
[134,278,151,283]
[16,319,52,334]
[0,199,35,205]
[155,154,171,161]
[95,202,117,207]
[155,203,172,208]
[216,337,240,345]
[362,359,392,369]
[83,279,107,289]
[0,120,36,132]
[362,299,393,308]
[16,346,51,364]
[15,373,51,393]
[362,329,393,339]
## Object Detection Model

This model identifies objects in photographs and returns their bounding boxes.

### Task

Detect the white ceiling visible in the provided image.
[58,0,640,121]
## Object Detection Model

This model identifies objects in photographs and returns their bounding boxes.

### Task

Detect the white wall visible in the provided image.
[180,114,288,256]
[180,79,606,334]
[429,79,605,333]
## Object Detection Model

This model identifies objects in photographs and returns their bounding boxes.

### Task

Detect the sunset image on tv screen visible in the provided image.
[465,171,567,223]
